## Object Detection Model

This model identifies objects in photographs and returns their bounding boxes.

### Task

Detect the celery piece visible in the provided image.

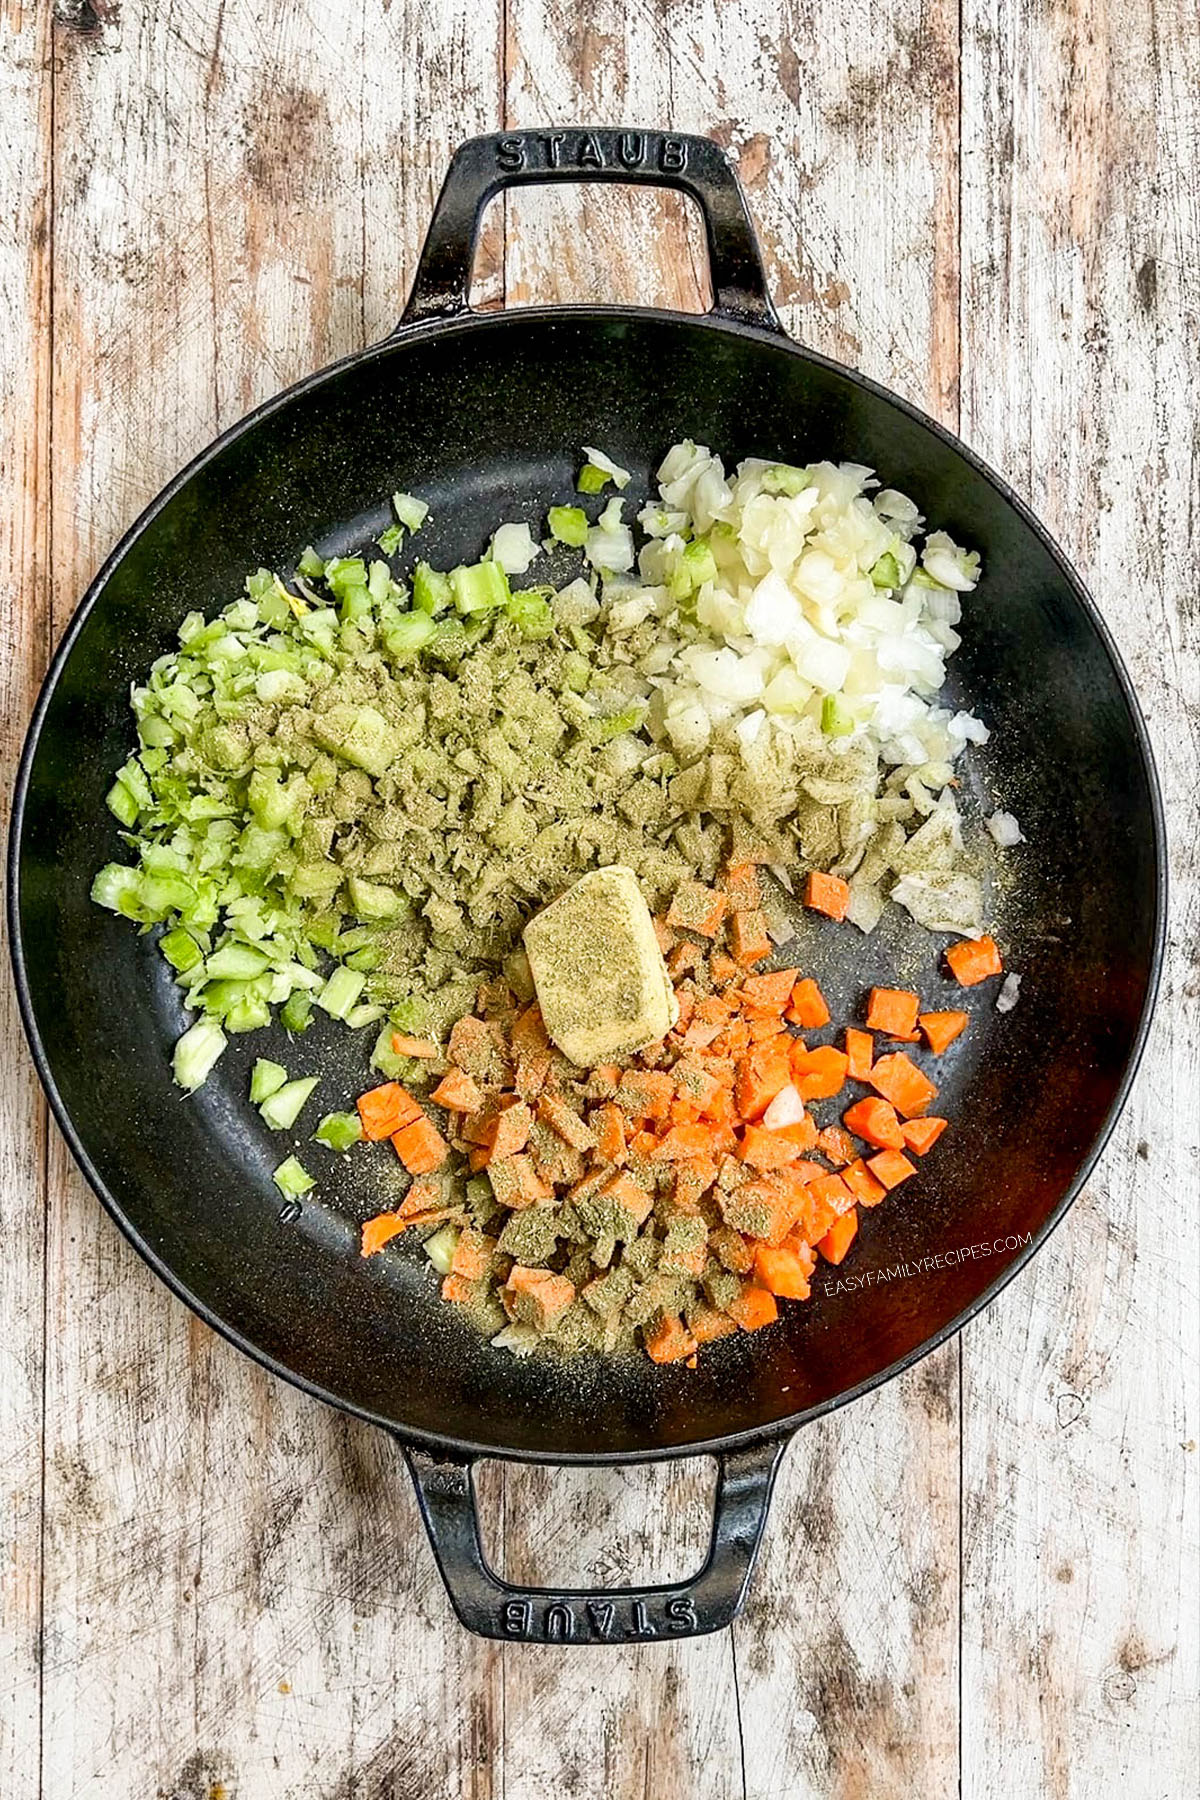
[323,556,368,599]
[345,1002,386,1030]
[367,560,392,605]
[172,1017,227,1092]
[423,1224,460,1275]
[346,874,407,922]
[393,492,429,533]
[506,590,555,639]
[159,927,203,974]
[547,505,588,548]
[272,1155,315,1199]
[250,1058,288,1103]
[762,463,811,496]
[576,463,610,494]
[870,551,901,589]
[412,562,451,615]
[205,942,271,980]
[389,998,428,1032]
[106,780,140,827]
[385,611,436,658]
[563,649,591,693]
[344,944,383,972]
[259,1075,318,1130]
[316,965,367,1019]
[581,446,632,490]
[821,694,855,737]
[429,618,470,664]
[378,523,404,556]
[280,989,313,1034]
[313,1111,363,1153]
[311,703,396,777]
[450,559,509,616]
[298,546,325,578]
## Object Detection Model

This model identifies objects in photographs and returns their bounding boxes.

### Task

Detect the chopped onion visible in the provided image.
[995,972,1022,1013]
[763,1084,806,1129]
[987,809,1023,848]
[490,522,539,574]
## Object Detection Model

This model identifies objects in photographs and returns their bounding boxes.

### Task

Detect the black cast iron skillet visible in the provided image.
[10,129,1165,1643]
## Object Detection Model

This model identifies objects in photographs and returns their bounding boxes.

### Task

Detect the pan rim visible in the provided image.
[8,302,1168,1465]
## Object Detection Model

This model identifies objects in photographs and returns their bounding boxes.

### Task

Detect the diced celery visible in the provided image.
[450,559,509,615]
[259,1075,319,1130]
[106,780,140,827]
[205,942,271,979]
[384,611,436,658]
[346,874,407,922]
[669,536,718,599]
[377,523,404,556]
[346,1002,386,1030]
[280,989,313,1034]
[91,864,144,918]
[297,546,325,578]
[344,944,382,971]
[563,650,591,692]
[311,704,397,777]
[424,1224,460,1275]
[272,1155,315,1199]
[393,491,429,532]
[250,1058,288,1103]
[389,998,428,1032]
[323,556,368,599]
[172,1017,227,1091]
[762,463,812,496]
[506,590,555,639]
[316,965,367,1019]
[159,927,203,973]
[313,1111,363,1152]
[412,562,451,615]
[870,551,902,589]
[576,463,610,494]
[547,505,588,547]
[821,694,856,736]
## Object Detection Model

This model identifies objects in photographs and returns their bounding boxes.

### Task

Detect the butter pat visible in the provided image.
[523,866,678,1066]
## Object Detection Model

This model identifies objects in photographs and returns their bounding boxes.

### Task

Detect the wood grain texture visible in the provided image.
[42,5,503,1797]
[0,0,1195,1794]
[0,8,52,1795]
[958,0,1200,1793]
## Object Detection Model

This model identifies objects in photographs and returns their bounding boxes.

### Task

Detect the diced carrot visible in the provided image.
[430,1067,484,1113]
[866,1149,918,1189]
[726,1283,779,1332]
[842,1158,888,1208]
[673,1058,723,1112]
[817,1207,859,1265]
[864,987,920,1038]
[740,969,798,1013]
[510,1004,551,1062]
[735,1047,793,1119]
[398,1176,444,1218]
[869,1052,938,1119]
[791,1044,849,1101]
[817,1125,856,1166]
[514,1055,551,1103]
[729,908,772,965]
[651,1123,713,1161]
[652,915,677,955]
[710,1225,754,1273]
[450,1230,492,1280]
[842,1096,905,1150]
[360,1211,408,1257]
[740,1125,803,1171]
[644,1313,699,1364]
[467,1146,490,1172]
[666,880,729,938]
[802,870,851,921]
[441,1273,478,1304]
[673,1158,718,1210]
[391,1032,439,1059]
[753,1244,812,1299]
[774,1113,819,1151]
[723,863,762,911]
[629,1128,661,1160]
[790,1158,828,1185]
[919,1010,970,1054]
[592,1103,627,1165]
[902,1115,948,1155]
[356,1082,422,1141]
[689,1303,739,1344]
[537,1094,596,1153]
[945,935,1003,986]
[599,1172,655,1227]
[787,977,831,1029]
[486,1100,533,1162]
[617,1069,674,1122]
[503,1266,575,1331]
[808,1172,855,1217]
[668,940,703,978]
[844,1026,874,1082]
[391,1115,449,1175]
[710,949,741,987]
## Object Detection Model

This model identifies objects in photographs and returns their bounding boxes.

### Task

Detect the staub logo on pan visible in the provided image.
[495,131,688,175]
[501,1595,699,1640]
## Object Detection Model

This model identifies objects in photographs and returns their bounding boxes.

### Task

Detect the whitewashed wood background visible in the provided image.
[2,2,1197,1795]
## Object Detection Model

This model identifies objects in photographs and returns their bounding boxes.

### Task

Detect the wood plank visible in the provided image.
[959,0,1200,1793]
[43,5,503,1795]
[0,6,52,1794]
[500,4,962,1795]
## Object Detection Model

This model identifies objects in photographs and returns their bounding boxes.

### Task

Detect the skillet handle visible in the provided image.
[402,1436,789,1643]
[398,128,783,334]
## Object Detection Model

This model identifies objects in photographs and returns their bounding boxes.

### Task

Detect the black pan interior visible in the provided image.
[13,311,1161,1459]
